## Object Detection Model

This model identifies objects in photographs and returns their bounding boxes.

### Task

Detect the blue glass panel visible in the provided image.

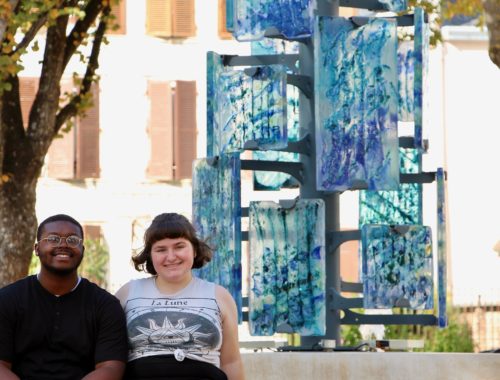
[253,84,300,190]
[249,199,326,335]
[315,17,399,192]
[206,52,223,157]
[397,41,414,122]
[251,39,300,190]
[251,38,300,55]
[207,51,288,155]
[359,148,422,225]
[362,224,433,309]
[192,154,242,321]
[379,0,408,12]
[398,8,429,150]
[234,0,314,41]
[436,168,448,327]
[226,0,235,31]
[414,7,429,150]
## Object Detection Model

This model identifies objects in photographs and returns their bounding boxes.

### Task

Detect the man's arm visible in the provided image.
[0,360,20,380]
[81,360,125,380]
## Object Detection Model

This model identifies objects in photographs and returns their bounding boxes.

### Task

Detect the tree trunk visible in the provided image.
[483,0,500,69]
[0,177,38,288]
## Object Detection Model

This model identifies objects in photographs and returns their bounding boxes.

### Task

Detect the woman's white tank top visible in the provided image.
[123,276,223,367]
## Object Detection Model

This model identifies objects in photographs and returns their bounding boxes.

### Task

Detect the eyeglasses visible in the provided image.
[39,235,83,248]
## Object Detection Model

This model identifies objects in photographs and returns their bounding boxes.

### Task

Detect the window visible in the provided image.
[146,0,195,38]
[218,0,233,39]
[19,77,38,130]
[39,79,100,180]
[107,0,127,35]
[146,80,197,180]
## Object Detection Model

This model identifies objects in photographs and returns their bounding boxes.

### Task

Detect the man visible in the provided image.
[0,214,128,380]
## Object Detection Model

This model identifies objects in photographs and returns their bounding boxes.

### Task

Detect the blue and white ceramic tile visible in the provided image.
[192,154,242,321]
[315,16,399,192]
[234,0,314,41]
[249,199,325,335]
[359,148,422,225]
[207,51,288,156]
[362,224,433,309]
[436,168,448,327]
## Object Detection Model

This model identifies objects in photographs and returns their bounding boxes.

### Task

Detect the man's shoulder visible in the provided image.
[0,276,34,296]
[79,278,121,305]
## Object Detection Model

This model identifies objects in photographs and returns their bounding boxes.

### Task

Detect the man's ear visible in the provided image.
[34,244,39,256]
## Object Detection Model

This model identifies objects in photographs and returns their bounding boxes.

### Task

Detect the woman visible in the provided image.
[115,213,244,380]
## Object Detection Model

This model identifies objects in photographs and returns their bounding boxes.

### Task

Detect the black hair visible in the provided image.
[132,213,212,274]
[37,214,84,241]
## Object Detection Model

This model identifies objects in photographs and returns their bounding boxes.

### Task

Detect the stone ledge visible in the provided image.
[241,352,500,380]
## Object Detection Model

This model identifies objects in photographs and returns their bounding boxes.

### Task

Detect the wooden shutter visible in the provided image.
[76,83,100,179]
[19,77,38,130]
[218,0,232,39]
[146,0,172,38]
[47,79,75,179]
[173,81,197,180]
[107,0,127,35]
[83,225,102,241]
[172,0,195,37]
[147,81,174,180]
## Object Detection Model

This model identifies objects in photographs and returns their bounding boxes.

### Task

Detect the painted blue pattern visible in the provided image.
[250,38,300,190]
[398,7,428,150]
[413,7,429,150]
[315,16,399,192]
[379,0,408,12]
[249,199,326,335]
[226,0,235,31]
[192,154,242,321]
[362,224,434,309]
[436,168,448,327]
[359,148,422,225]
[206,51,288,156]
[234,0,314,41]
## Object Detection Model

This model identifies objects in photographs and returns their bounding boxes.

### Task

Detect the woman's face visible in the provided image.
[151,237,195,283]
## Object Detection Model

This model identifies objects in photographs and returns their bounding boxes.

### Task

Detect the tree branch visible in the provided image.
[10,13,48,55]
[62,0,104,70]
[55,4,109,132]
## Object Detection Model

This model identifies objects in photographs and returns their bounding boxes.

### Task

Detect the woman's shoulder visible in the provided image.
[114,277,154,306]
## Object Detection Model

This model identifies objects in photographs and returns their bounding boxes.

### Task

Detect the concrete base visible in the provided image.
[241,352,500,380]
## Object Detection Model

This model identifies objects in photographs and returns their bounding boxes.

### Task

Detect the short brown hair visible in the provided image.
[132,213,212,274]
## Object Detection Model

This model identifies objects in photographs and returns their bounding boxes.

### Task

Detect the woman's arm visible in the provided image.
[0,361,20,380]
[216,285,245,380]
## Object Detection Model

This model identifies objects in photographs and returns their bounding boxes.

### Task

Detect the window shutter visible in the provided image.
[173,81,197,180]
[47,129,75,179]
[172,0,195,37]
[76,83,100,179]
[218,0,232,39]
[146,0,172,38]
[19,77,38,130]
[47,79,75,179]
[83,225,102,241]
[107,0,127,35]
[147,81,174,180]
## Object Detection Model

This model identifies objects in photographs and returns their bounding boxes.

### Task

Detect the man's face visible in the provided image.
[35,220,84,276]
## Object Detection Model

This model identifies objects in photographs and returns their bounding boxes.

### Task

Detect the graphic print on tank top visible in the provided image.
[125,296,222,362]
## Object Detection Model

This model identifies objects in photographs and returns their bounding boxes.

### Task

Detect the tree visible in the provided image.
[0,0,114,288]
[441,0,500,69]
